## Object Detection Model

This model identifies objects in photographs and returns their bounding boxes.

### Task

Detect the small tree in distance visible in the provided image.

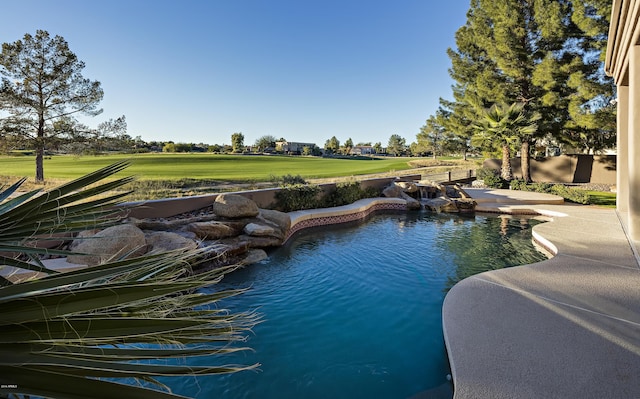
[254,135,276,152]
[387,134,406,156]
[373,142,383,154]
[324,136,340,155]
[231,132,244,153]
[343,137,353,155]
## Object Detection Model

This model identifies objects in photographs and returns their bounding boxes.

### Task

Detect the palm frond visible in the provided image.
[0,163,259,399]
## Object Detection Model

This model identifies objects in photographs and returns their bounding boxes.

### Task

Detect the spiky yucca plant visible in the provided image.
[0,161,259,399]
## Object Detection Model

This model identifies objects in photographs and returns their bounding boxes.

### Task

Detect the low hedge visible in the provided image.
[509,179,591,204]
[271,175,381,212]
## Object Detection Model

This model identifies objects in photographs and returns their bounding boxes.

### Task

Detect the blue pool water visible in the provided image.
[165,211,549,399]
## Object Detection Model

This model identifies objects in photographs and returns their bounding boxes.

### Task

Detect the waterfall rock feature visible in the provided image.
[417,182,477,213]
[382,181,422,210]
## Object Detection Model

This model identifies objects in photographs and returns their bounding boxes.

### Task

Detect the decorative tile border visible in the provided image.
[284,200,407,242]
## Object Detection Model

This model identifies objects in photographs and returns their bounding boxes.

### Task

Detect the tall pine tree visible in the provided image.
[443,0,615,181]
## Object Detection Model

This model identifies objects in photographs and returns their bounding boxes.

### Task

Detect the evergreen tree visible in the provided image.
[416,113,446,159]
[0,30,103,181]
[372,142,382,154]
[444,0,615,181]
[387,134,406,156]
[231,132,244,153]
[324,136,340,154]
[343,137,354,154]
[437,99,475,160]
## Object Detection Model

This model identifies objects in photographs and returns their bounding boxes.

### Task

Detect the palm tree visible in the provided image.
[0,161,259,399]
[472,102,540,181]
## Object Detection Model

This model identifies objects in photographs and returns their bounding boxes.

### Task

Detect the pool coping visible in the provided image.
[285,197,407,242]
[443,188,640,398]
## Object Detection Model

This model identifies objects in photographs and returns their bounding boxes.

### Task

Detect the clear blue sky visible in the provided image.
[2,0,469,147]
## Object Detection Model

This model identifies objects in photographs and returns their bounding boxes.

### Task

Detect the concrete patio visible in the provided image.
[443,188,640,398]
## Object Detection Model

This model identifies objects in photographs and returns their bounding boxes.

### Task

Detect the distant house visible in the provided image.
[275,141,317,154]
[349,145,374,155]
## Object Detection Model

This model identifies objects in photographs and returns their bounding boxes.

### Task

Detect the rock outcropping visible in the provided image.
[418,181,477,213]
[65,194,290,271]
[67,224,148,266]
[382,181,422,210]
[381,179,476,213]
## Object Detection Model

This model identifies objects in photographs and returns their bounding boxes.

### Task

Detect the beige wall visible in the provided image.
[483,155,617,185]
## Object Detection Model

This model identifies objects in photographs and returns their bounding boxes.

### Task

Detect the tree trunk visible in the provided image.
[501,144,513,181]
[35,147,44,182]
[521,140,531,183]
[36,116,45,182]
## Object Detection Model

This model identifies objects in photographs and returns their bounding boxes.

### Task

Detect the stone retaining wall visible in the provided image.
[483,155,616,184]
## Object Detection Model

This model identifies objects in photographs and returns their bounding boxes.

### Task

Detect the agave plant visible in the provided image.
[0,161,259,399]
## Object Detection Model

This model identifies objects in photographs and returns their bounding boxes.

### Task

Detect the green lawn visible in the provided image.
[0,153,417,182]
[587,190,616,208]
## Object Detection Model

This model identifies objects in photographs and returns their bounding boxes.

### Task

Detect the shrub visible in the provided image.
[528,182,554,193]
[509,179,528,191]
[273,183,322,212]
[509,179,591,204]
[477,167,507,188]
[476,167,497,180]
[322,180,381,208]
[550,184,590,204]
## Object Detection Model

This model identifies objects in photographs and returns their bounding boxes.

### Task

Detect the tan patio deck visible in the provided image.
[443,188,640,398]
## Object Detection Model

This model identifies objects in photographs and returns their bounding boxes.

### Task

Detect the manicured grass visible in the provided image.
[587,190,616,208]
[0,153,417,182]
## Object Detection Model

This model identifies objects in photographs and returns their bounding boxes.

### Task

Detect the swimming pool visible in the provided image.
[165,211,549,398]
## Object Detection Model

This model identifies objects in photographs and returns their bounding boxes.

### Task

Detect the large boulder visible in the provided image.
[238,234,283,248]
[259,209,291,232]
[395,181,418,193]
[145,231,197,252]
[383,182,421,210]
[424,197,459,213]
[445,184,472,199]
[131,214,219,231]
[213,194,259,219]
[244,223,278,237]
[206,238,250,258]
[446,185,461,198]
[67,224,147,266]
[453,198,477,212]
[382,184,403,198]
[400,192,422,210]
[187,221,239,239]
